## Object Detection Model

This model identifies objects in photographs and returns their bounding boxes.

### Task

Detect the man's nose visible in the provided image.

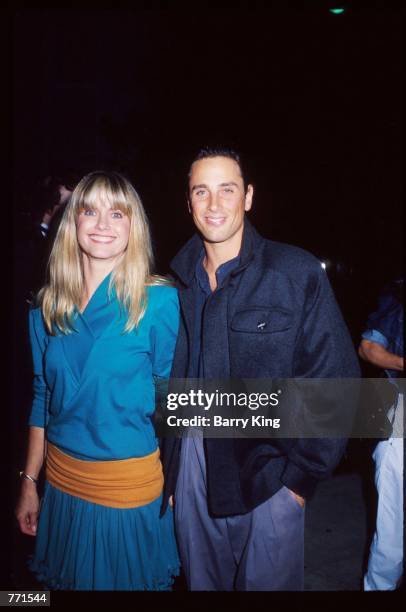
[207,194,219,211]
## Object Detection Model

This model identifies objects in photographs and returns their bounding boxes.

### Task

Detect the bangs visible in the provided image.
[74,175,133,216]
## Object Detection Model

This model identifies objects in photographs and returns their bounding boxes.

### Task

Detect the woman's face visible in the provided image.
[76,200,131,265]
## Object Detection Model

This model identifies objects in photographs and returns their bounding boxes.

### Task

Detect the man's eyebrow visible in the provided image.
[219,182,239,188]
[191,181,240,191]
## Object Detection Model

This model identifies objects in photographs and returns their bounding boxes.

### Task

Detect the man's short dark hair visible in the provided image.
[188,146,249,192]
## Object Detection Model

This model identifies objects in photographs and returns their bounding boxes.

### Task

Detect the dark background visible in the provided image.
[9,2,403,592]
[13,5,403,283]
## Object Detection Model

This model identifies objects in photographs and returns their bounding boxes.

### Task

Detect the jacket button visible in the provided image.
[257,322,267,330]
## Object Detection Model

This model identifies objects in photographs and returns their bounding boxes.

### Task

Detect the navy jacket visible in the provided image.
[160,220,360,517]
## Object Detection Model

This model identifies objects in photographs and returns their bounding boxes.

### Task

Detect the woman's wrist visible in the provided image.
[19,471,39,485]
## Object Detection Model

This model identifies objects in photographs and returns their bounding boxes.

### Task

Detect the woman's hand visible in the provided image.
[16,426,46,535]
[15,480,40,536]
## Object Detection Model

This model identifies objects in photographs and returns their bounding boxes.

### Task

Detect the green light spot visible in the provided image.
[329,8,345,14]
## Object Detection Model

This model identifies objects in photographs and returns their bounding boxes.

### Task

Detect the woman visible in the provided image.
[15,171,180,590]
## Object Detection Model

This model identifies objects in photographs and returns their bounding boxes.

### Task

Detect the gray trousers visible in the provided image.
[174,432,304,591]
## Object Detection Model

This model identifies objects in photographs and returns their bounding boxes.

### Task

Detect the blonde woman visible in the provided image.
[15,171,180,590]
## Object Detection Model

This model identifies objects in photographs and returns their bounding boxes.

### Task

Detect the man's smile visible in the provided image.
[205,216,226,226]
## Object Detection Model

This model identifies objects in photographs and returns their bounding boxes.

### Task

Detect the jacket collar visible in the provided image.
[170,218,260,287]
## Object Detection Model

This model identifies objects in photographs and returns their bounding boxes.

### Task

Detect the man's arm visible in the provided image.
[281,265,360,501]
[359,339,404,371]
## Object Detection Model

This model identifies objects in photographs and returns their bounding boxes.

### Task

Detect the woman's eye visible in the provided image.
[111,211,123,219]
[84,209,96,216]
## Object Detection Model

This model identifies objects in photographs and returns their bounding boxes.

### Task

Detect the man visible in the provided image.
[39,180,72,238]
[40,176,75,242]
[28,176,75,295]
[359,279,403,591]
[160,146,360,591]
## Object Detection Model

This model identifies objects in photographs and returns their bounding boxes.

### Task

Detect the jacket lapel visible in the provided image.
[80,273,118,339]
[59,273,118,383]
[59,314,94,384]
[170,222,257,380]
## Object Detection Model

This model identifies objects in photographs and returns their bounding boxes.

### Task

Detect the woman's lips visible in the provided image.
[88,234,116,243]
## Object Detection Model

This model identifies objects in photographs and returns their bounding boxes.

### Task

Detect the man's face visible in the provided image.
[188,156,253,249]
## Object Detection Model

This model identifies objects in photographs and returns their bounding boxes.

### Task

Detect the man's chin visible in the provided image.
[199,227,245,247]
[199,231,228,244]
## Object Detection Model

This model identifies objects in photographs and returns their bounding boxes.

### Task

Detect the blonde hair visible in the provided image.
[38,170,169,334]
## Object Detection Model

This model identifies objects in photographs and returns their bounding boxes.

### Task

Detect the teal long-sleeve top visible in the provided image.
[28,275,179,461]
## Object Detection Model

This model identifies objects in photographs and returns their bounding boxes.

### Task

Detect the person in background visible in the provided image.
[15,171,180,590]
[39,177,74,239]
[360,278,404,591]
[25,175,77,296]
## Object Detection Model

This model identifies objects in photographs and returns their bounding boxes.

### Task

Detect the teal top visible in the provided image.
[28,275,179,461]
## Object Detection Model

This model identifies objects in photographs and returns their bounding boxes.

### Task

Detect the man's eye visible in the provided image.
[223,188,234,194]
[196,190,207,197]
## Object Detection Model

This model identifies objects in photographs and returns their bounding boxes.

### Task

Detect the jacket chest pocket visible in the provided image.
[230,307,293,334]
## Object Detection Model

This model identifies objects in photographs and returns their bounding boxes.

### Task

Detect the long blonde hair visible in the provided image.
[38,170,168,334]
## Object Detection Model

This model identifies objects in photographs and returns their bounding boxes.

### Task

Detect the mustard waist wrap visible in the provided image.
[46,443,164,508]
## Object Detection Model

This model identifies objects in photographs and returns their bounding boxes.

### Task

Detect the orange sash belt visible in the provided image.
[46,443,163,509]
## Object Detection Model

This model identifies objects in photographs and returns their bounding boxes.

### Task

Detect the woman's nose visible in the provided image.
[95,211,110,229]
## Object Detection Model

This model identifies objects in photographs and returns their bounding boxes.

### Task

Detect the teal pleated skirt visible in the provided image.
[29,482,180,590]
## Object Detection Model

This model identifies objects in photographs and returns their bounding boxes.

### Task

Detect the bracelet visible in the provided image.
[19,471,38,484]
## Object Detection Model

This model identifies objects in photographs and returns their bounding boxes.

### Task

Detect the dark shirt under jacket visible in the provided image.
[191,251,240,378]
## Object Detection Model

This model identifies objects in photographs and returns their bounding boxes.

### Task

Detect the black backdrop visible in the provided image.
[9,3,403,592]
